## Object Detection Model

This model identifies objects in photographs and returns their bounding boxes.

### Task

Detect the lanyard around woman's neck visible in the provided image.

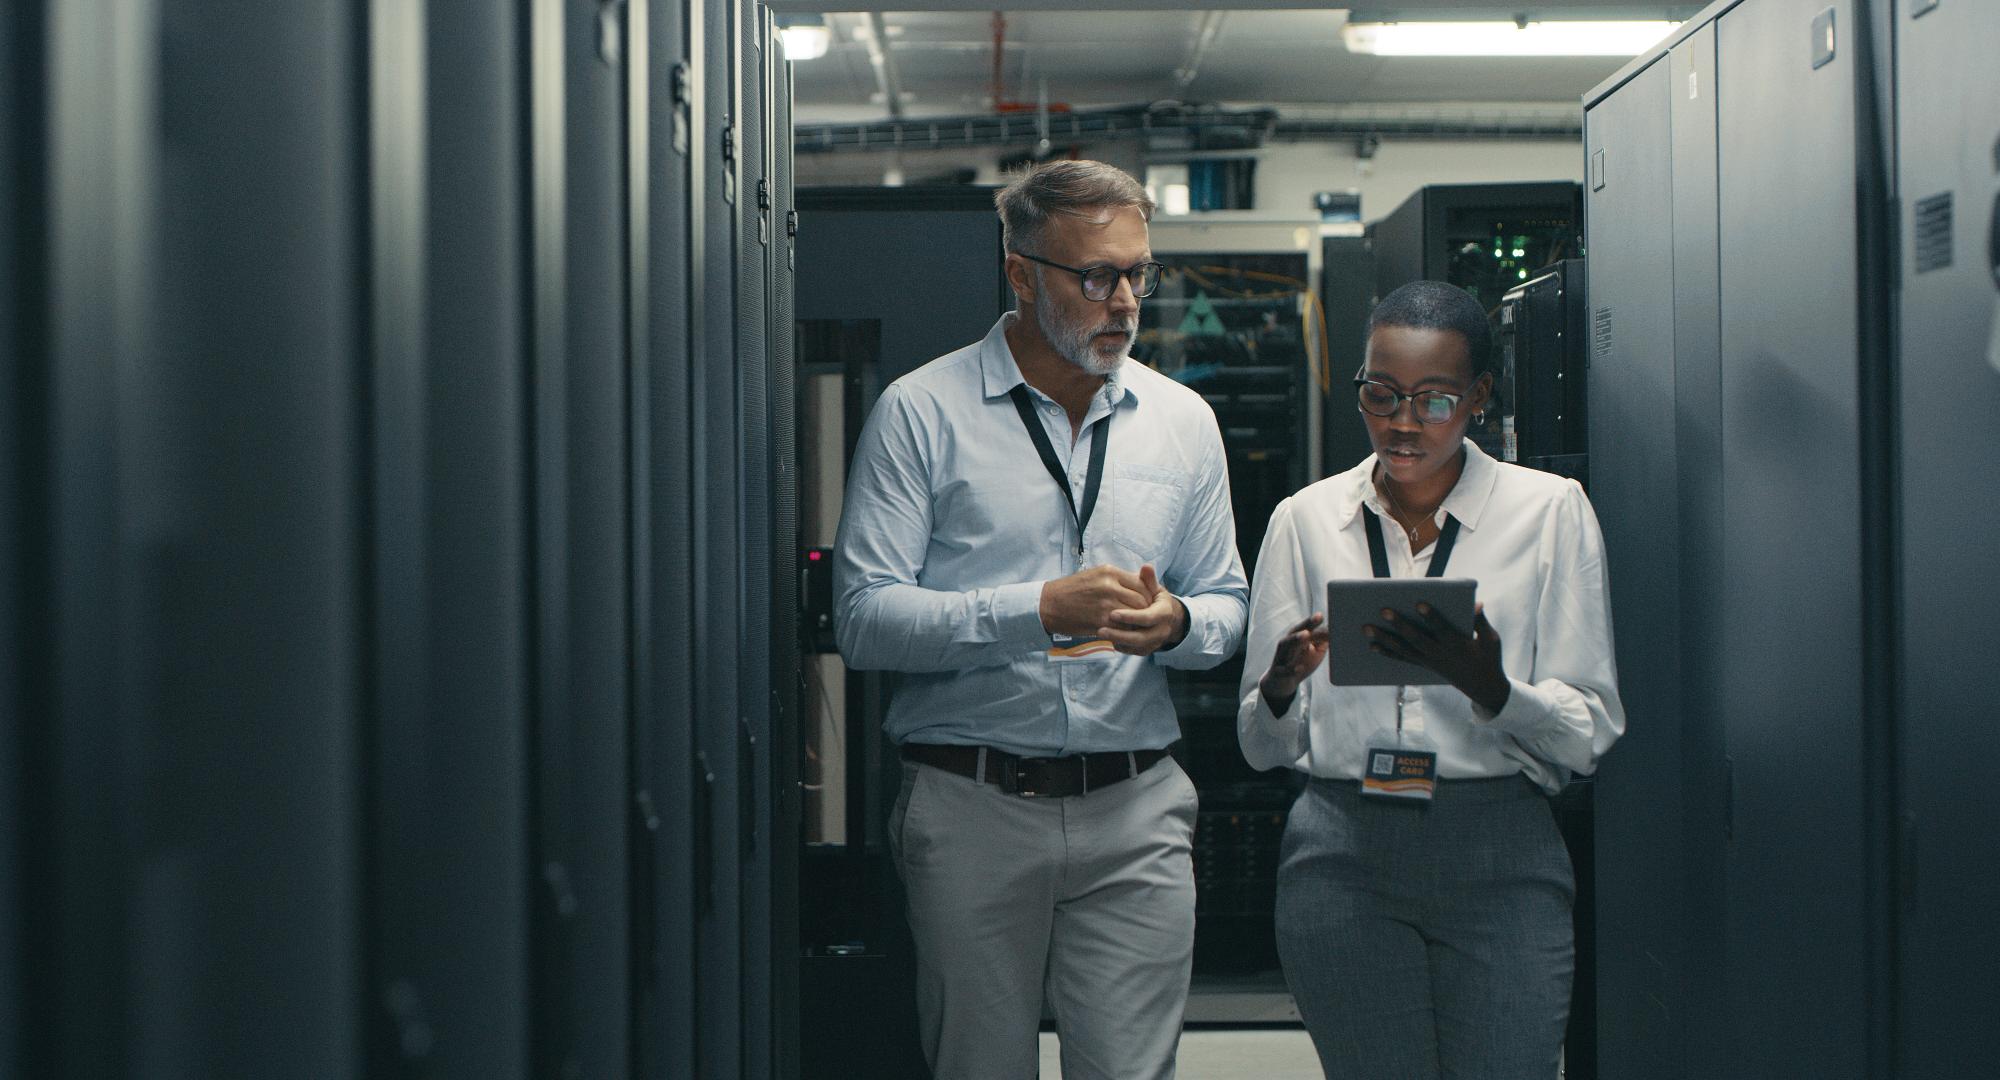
[1362,506,1461,579]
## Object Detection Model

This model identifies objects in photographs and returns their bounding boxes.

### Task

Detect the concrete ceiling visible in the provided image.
[789,6,1697,124]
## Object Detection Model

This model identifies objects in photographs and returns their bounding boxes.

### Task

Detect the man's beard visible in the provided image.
[1034,287,1136,376]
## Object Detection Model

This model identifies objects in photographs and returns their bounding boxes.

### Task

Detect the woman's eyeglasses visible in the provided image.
[1353,376,1465,425]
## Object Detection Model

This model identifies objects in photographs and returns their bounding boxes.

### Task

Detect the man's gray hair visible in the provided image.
[994,159,1156,256]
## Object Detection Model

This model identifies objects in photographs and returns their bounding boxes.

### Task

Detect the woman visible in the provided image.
[1237,280,1624,1078]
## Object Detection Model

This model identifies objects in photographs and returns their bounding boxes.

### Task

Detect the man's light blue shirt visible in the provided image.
[833,314,1249,757]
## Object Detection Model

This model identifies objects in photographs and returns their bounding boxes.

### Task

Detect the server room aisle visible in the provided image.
[1038,1030,1321,1079]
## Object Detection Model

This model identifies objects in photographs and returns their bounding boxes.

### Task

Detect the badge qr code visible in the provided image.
[1371,752,1395,775]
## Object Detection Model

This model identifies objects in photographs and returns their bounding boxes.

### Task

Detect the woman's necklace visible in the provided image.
[1377,469,1441,546]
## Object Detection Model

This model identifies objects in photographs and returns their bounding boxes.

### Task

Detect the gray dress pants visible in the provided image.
[1275,774,1574,1080]
[889,755,1199,1080]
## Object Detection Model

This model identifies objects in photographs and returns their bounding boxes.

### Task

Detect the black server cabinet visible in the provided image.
[1493,259,1587,476]
[1368,182,1583,310]
[734,3,775,1078]
[1662,24,1730,1080]
[695,0,745,1074]
[1589,1,1890,1076]
[1318,234,1375,477]
[765,27,805,1080]
[1365,183,1583,463]
[639,0,701,1077]
[526,0,635,1074]
[22,6,368,1076]
[1715,4,1871,1074]
[366,4,535,1078]
[0,8,33,1073]
[1583,53,1687,1080]
[794,186,1008,1080]
[1894,1,2000,1075]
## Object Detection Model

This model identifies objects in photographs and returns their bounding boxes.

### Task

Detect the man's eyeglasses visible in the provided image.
[1016,252,1164,302]
[1353,374,1466,425]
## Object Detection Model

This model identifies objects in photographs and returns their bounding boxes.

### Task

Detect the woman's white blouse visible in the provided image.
[1236,440,1625,794]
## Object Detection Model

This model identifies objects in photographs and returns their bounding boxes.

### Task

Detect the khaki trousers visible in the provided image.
[890,754,1199,1080]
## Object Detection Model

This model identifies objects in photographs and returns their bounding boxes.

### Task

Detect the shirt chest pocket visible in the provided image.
[1110,462,1187,563]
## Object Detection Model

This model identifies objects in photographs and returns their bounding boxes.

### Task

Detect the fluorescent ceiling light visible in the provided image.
[778,23,832,62]
[1343,20,1681,57]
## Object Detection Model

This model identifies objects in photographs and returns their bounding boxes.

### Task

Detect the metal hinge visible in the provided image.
[670,62,691,156]
[722,120,738,204]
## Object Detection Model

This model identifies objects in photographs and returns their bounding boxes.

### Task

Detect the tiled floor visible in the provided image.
[1037,1028,1322,1079]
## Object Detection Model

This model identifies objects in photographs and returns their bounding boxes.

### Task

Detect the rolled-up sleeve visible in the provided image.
[833,386,1051,672]
[1476,482,1626,777]
[1153,417,1248,670]
[1236,497,1312,772]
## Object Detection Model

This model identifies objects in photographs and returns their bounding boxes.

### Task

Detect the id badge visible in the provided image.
[1360,747,1438,802]
[1048,634,1117,663]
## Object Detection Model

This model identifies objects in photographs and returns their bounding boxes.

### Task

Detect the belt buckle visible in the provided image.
[1007,756,1057,798]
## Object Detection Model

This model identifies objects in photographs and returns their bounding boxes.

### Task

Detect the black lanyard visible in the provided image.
[1008,385,1110,557]
[1364,504,1459,739]
[1363,506,1460,579]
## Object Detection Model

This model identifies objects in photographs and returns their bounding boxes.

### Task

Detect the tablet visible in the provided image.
[1324,578,1478,687]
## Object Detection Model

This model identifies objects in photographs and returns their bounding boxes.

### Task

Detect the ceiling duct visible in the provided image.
[794,103,1580,155]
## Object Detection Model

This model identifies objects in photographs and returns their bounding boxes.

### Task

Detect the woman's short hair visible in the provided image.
[1368,280,1495,378]
[994,160,1156,257]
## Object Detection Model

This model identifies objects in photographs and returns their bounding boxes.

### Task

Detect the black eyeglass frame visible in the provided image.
[1351,371,1473,425]
[1015,252,1165,302]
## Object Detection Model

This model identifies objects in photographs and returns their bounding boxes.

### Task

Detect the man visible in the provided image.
[834,160,1248,1080]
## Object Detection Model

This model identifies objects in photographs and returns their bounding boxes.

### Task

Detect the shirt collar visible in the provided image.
[1338,438,1499,532]
[979,312,1135,410]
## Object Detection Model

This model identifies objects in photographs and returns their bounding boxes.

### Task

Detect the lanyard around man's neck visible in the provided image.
[1007,385,1111,558]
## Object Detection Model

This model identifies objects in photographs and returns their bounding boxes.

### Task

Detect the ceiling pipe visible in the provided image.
[1173,10,1228,90]
[861,12,906,120]
[990,11,1071,116]
[991,11,1006,111]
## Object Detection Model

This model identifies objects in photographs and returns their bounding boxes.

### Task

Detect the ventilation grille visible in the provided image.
[1914,191,1954,274]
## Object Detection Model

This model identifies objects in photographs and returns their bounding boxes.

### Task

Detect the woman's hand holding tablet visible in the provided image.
[1363,599,1511,714]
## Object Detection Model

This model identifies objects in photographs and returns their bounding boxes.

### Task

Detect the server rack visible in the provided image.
[794,185,1009,1079]
[733,5,774,1078]
[1356,183,1583,466]
[1494,259,1588,480]
[1369,183,1583,308]
[1583,1,1899,1075]
[368,4,535,1077]
[20,6,370,1075]
[1318,233,1375,476]
[1137,252,1313,1019]
[693,0,746,1074]
[6,2,798,1077]
[1892,1,2000,1074]
[1584,48,1687,1080]
[765,22,804,1080]
[638,0,701,1076]
[1,8,37,1074]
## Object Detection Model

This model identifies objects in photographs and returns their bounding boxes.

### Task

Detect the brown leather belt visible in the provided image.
[900,742,1172,798]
